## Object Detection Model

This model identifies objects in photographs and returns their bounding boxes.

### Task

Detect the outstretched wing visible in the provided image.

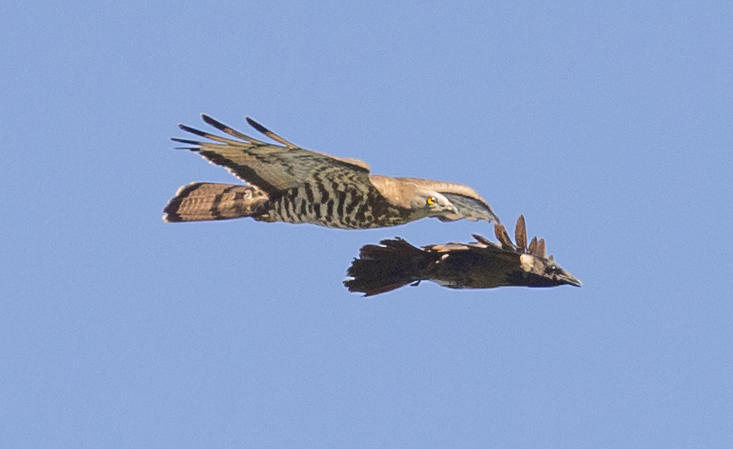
[172,115,373,194]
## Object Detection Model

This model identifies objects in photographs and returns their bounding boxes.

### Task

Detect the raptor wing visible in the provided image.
[172,115,373,194]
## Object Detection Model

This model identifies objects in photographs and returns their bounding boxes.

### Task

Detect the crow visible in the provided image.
[345,215,580,296]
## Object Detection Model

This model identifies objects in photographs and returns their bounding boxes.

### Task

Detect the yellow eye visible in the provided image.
[426,196,436,206]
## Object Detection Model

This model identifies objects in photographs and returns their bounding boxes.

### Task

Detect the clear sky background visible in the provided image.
[2,1,732,447]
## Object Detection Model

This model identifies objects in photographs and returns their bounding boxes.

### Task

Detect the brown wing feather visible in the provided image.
[515,215,527,252]
[172,115,373,194]
[494,223,516,250]
[535,238,546,258]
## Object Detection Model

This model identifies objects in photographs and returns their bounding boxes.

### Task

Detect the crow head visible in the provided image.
[487,215,581,288]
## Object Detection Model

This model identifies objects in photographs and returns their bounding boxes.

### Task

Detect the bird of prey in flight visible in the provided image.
[164,115,499,229]
[344,215,581,296]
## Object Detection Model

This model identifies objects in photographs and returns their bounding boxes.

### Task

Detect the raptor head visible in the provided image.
[408,189,460,219]
[385,177,500,224]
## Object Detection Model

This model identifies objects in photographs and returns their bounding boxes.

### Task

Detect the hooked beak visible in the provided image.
[435,204,461,221]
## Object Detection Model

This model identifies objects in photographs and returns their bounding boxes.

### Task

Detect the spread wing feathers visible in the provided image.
[471,234,493,246]
[515,215,527,251]
[526,235,548,259]
[495,215,543,257]
[172,114,373,194]
[243,116,296,148]
[528,236,539,255]
[534,238,546,259]
[494,223,516,251]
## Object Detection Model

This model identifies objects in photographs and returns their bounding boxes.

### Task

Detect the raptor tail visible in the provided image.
[344,238,431,296]
[163,183,268,222]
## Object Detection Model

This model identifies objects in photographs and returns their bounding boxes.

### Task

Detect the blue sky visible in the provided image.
[2,1,732,447]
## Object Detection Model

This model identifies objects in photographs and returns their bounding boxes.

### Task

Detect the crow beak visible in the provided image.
[561,272,582,287]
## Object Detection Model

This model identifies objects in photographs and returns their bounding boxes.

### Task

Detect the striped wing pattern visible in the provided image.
[170,115,411,229]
